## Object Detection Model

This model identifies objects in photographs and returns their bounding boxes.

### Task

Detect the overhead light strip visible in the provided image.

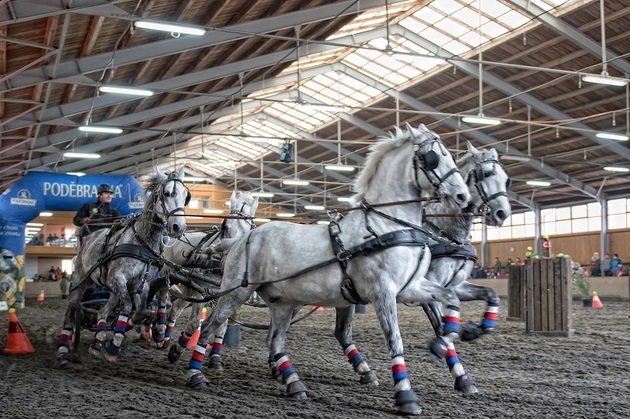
[134,20,206,36]
[64,152,101,159]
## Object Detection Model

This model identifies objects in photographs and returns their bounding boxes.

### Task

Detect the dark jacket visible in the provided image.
[73,201,121,237]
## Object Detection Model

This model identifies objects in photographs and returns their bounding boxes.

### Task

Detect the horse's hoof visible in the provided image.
[286,381,308,400]
[167,344,183,364]
[207,354,224,370]
[428,337,448,363]
[461,321,483,342]
[395,390,422,416]
[454,373,478,394]
[360,370,379,386]
[154,340,166,349]
[88,339,103,358]
[186,372,210,389]
[103,340,121,363]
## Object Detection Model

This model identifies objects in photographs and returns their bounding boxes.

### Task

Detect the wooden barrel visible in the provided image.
[525,257,573,337]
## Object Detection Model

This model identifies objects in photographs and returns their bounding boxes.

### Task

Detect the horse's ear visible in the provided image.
[466,141,479,156]
[417,123,428,132]
[176,167,185,180]
[489,148,499,160]
[155,166,167,182]
[230,190,237,207]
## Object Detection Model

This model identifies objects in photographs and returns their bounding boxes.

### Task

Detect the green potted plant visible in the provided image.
[572,270,592,307]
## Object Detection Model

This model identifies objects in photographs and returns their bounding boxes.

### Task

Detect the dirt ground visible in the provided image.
[1,297,629,418]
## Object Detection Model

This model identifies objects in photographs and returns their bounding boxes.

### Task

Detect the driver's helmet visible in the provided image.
[97,184,113,194]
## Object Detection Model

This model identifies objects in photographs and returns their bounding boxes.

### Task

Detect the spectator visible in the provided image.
[590,252,601,276]
[506,258,513,266]
[73,183,121,246]
[615,263,628,276]
[516,257,524,266]
[611,254,622,275]
[493,257,503,278]
[601,252,612,276]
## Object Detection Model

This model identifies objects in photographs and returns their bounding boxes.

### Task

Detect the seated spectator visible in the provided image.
[590,252,601,276]
[601,252,612,276]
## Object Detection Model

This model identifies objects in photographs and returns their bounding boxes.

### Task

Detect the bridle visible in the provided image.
[412,137,460,196]
[228,202,256,230]
[151,175,190,226]
[467,157,510,212]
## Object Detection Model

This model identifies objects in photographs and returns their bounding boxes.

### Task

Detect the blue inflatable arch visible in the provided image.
[0,171,144,258]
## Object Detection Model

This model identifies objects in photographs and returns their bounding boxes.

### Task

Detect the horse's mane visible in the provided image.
[352,126,411,204]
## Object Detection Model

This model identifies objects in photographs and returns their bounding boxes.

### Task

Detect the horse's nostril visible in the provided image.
[172,224,180,233]
[456,193,467,204]
[496,210,506,222]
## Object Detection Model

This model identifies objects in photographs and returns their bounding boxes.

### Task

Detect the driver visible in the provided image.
[73,183,121,245]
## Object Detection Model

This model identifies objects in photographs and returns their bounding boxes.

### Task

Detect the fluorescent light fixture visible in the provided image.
[526,180,551,187]
[78,126,123,134]
[253,218,271,223]
[26,223,44,227]
[63,152,101,159]
[603,166,630,173]
[317,220,331,225]
[225,201,231,206]
[337,197,352,202]
[276,212,295,218]
[186,216,203,219]
[66,172,86,176]
[283,179,310,186]
[183,176,206,182]
[304,205,326,211]
[596,132,629,141]
[582,73,628,87]
[251,191,274,198]
[324,164,355,172]
[39,212,53,217]
[98,86,154,96]
[500,155,531,162]
[461,115,502,126]
[203,209,224,215]
[134,19,206,36]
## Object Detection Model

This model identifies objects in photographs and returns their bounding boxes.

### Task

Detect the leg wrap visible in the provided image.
[481,303,499,331]
[114,314,129,334]
[210,337,223,356]
[164,320,176,339]
[59,329,72,348]
[442,305,460,336]
[95,319,108,333]
[391,356,408,385]
[178,331,191,349]
[344,344,365,369]
[188,344,207,371]
[274,353,296,384]
[156,306,167,325]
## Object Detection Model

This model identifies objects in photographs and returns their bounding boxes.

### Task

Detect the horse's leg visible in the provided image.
[102,278,133,362]
[267,301,308,400]
[150,286,169,348]
[166,290,198,363]
[186,288,252,389]
[334,305,379,386]
[421,302,443,338]
[207,319,227,370]
[426,290,478,395]
[457,282,500,342]
[372,292,421,416]
[56,279,91,366]
[88,293,118,357]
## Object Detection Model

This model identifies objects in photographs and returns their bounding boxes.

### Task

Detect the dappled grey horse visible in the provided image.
[186,123,471,416]
[56,167,189,365]
[417,142,512,393]
[154,191,257,367]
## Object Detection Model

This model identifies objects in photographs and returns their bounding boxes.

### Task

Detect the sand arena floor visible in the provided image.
[1,297,629,418]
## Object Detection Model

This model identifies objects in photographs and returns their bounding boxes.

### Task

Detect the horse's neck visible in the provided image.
[134,212,163,248]
[362,150,424,228]
[424,202,472,243]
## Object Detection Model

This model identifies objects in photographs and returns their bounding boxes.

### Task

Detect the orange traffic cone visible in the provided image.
[187,307,207,349]
[37,290,45,302]
[4,308,34,354]
[592,291,603,309]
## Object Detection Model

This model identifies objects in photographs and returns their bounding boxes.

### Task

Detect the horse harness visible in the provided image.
[467,156,510,213]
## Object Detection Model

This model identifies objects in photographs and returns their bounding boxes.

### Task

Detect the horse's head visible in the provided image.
[461,141,512,226]
[151,167,189,239]
[408,123,470,210]
[225,190,258,238]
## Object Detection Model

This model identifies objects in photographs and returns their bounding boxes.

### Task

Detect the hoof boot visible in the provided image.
[207,354,224,370]
[88,339,103,357]
[428,337,448,363]
[103,340,121,362]
[286,381,308,400]
[395,390,422,416]
[186,372,209,389]
[454,373,478,394]
[461,321,483,342]
[360,370,379,385]
[167,344,183,363]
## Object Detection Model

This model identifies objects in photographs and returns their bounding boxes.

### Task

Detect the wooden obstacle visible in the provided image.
[507,264,526,321]
[508,258,574,337]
